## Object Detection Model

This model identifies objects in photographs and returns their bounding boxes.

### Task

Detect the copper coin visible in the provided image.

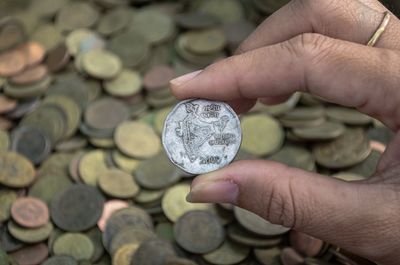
[11,197,49,228]
[9,65,48,85]
[0,116,13,130]
[9,243,48,265]
[143,65,176,91]
[0,95,17,114]
[97,199,129,231]
[19,42,46,67]
[289,231,324,257]
[45,43,70,73]
[0,49,26,77]
[370,140,386,153]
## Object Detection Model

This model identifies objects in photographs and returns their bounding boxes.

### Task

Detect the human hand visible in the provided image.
[170,0,400,264]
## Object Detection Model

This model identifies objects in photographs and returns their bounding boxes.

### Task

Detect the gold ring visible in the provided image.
[367,11,391,47]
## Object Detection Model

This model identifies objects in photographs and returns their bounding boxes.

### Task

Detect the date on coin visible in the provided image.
[162,99,241,174]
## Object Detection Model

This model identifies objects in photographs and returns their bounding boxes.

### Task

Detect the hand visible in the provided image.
[170,0,400,264]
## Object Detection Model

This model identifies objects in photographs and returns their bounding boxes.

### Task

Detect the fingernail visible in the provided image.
[170,70,202,87]
[186,180,239,203]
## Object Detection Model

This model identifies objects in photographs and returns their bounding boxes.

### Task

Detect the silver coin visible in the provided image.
[162,99,242,174]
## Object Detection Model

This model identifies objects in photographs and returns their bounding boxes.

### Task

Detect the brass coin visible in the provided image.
[53,233,94,261]
[313,128,371,169]
[135,152,181,189]
[234,207,290,236]
[185,29,226,55]
[56,2,99,32]
[28,173,72,205]
[203,240,250,265]
[111,150,140,173]
[112,243,139,265]
[254,247,281,265]
[174,210,225,254]
[154,107,173,135]
[104,69,142,97]
[8,220,53,243]
[9,243,49,265]
[98,169,140,199]
[82,49,122,80]
[241,114,284,156]
[0,190,17,222]
[197,0,245,23]
[326,107,372,125]
[130,9,175,44]
[0,48,26,77]
[292,121,345,141]
[65,29,98,56]
[50,184,105,232]
[347,149,381,178]
[89,137,115,148]
[0,129,10,152]
[79,150,109,186]
[56,136,87,153]
[9,64,48,86]
[4,75,52,99]
[162,183,214,222]
[130,238,176,265]
[42,255,78,265]
[0,152,35,188]
[109,227,155,255]
[97,7,132,36]
[11,197,49,228]
[84,97,129,131]
[115,121,161,159]
[135,189,165,205]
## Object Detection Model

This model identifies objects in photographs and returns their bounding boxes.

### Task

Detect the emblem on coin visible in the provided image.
[162,99,241,174]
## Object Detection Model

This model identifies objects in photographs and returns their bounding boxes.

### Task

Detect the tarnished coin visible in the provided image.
[203,240,250,265]
[234,207,290,237]
[254,247,281,265]
[0,129,10,153]
[9,243,49,265]
[292,121,345,141]
[82,49,121,80]
[79,150,109,186]
[163,99,241,174]
[174,210,225,254]
[313,128,371,169]
[326,107,372,125]
[227,223,282,248]
[98,169,140,199]
[112,243,139,265]
[42,255,78,265]
[53,233,94,261]
[11,125,52,165]
[111,150,140,173]
[11,197,49,228]
[115,121,161,159]
[104,69,142,97]
[131,238,176,265]
[50,184,104,232]
[45,43,70,72]
[8,220,53,243]
[110,227,155,255]
[56,2,99,32]
[0,152,36,188]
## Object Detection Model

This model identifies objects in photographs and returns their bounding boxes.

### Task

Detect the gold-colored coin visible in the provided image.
[203,240,250,265]
[111,150,140,173]
[112,243,139,265]
[0,190,17,222]
[0,152,36,188]
[0,129,10,152]
[78,150,109,186]
[115,121,161,159]
[82,49,122,80]
[241,114,284,156]
[104,69,142,97]
[98,169,140,199]
[162,183,214,222]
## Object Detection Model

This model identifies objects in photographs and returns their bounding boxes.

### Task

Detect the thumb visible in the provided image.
[187,160,391,260]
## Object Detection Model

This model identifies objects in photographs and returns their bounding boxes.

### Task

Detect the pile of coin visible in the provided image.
[0,0,392,265]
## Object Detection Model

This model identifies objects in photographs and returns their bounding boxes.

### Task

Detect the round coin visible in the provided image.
[292,121,346,141]
[56,2,99,32]
[78,150,109,186]
[82,49,121,80]
[50,184,105,232]
[9,243,48,265]
[0,48,26,77]
[185,29,226,54]
[98,169,140,199]
[11,125,52,165]
[11,197,49,228]
[19,42,45,67]
[9,64,48,85]
[8,220,53,243]
[42,255,78,265]
[0,152,35,188]
[203,240,250,265]
[241,114,283,156]
[143,65,176,91]
[163,99,241,174]
[326,107,372,125]
[313,128,371,169]
[115,121,161,159]
[53,233,94,261]
[109,227,155,255]
[97,200,129,231]
[174,210,225,254]
[45,43,70,72]
[104,69,142,97]
[112,243,139,265]
[131,238,176,265]
[234,206,290,236]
